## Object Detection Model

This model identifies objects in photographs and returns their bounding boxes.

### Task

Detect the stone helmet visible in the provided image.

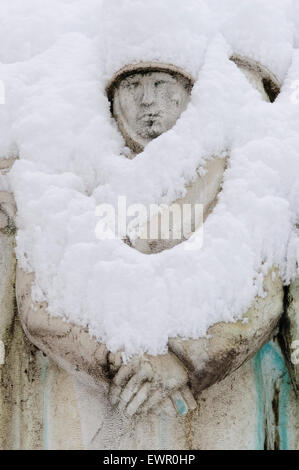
[106,61,195,103]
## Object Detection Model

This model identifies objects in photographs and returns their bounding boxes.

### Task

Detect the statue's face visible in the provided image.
[113,71,191,151]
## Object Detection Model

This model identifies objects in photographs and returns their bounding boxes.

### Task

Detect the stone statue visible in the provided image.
[0,57,298,449]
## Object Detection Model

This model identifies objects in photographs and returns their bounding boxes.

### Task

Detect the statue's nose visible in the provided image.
[140,83,155,106]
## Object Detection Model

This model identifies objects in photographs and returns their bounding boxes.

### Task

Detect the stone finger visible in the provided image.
[118,372,146,410]
[158,397,177,417]
[118,363,153,409]
[181,386,197,411]
[108,351,123,374]
[113,362,135,387]
[125,382,151,417]
[140,389,164,414]
[110,383,122,407]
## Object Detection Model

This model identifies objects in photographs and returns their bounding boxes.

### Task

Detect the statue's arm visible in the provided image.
[16,267,110,388]
[17,266,285,405]
[16,268,197,416]
[168,271,284,393]
[0,160,110,389]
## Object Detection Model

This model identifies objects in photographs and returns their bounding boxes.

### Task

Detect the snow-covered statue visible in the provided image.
[0,0,298,451]
[13,57,294,447]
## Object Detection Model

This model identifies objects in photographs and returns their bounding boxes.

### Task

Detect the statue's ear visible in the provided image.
[230,55,281,103]
[262,77,280,103]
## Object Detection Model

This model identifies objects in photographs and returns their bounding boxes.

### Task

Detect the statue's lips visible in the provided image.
[138,114,163,131]
[139,112,162,122]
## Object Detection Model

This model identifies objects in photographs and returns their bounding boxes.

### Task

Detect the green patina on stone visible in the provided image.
[176,399,188,416]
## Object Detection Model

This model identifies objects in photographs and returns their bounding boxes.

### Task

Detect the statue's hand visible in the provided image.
[108,352,197,417]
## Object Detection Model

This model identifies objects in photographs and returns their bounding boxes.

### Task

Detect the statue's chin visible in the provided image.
[137,129,161,140]
[136,120,165,140]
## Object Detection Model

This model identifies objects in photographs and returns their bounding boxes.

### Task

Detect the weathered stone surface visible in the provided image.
[280,279,299,392]
[16,269,110,391]
[0,187,45,450]
[169,270,284,393]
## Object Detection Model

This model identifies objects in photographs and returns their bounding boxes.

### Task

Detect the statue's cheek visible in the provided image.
[119,95,136,119]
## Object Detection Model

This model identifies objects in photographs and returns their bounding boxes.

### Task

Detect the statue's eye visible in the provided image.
[130,81,140,89]
[154,80,166,87]
[123,81,140,89]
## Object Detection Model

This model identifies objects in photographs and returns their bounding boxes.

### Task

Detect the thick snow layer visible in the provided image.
[0,0,299,356]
